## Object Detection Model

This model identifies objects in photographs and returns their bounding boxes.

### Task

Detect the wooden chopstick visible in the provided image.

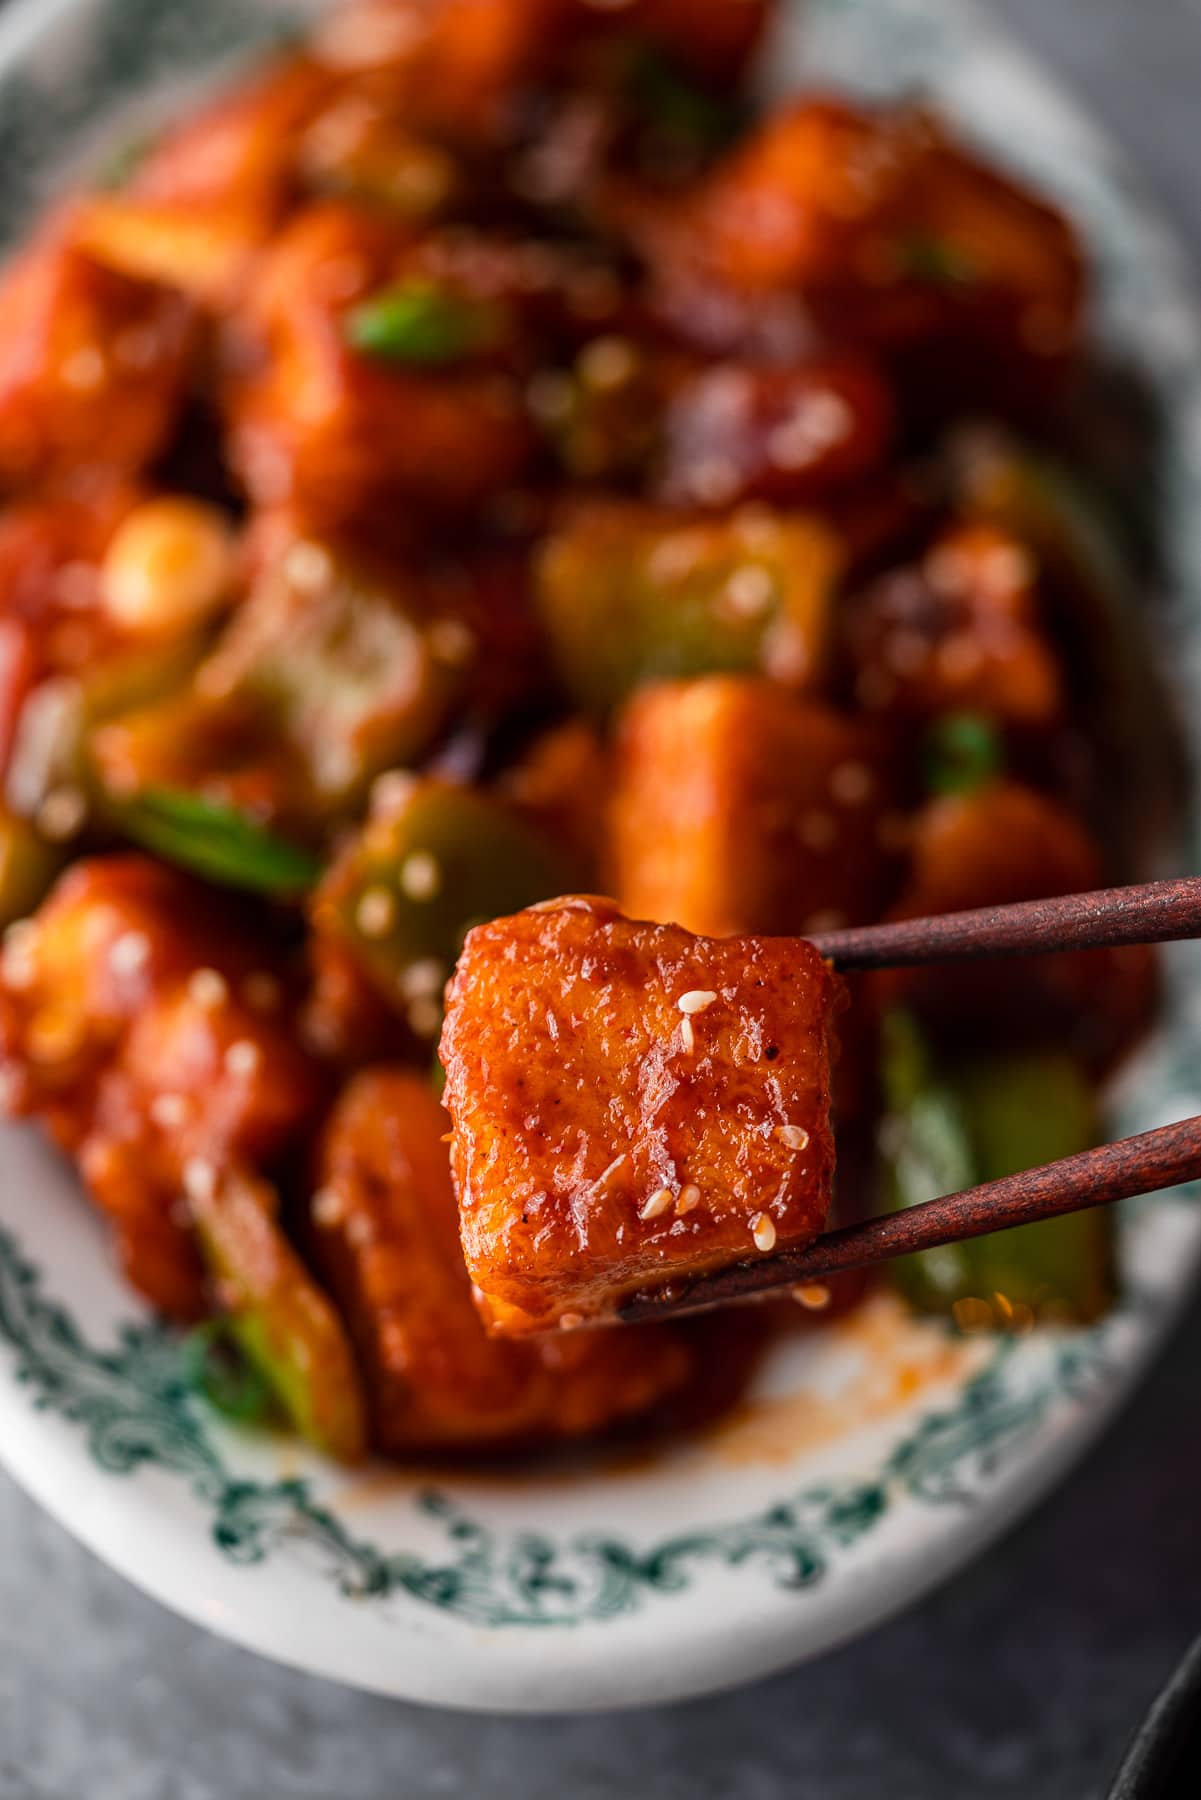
[617,878,1201,1324]
[807,876,1201,970]
[618,1114,1201,1323]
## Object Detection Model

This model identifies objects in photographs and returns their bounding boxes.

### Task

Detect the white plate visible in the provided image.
[1,0,1200,1715]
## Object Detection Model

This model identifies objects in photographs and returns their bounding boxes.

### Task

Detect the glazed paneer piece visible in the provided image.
[226,203,537,534]
[313,0,769,141]
[76,56,332,304]
[440,896,841,1333]
[879,781,1155,1067]
[537,502,841,712]
[844,520,1064,727]
[0,857,322,1317]
[612,676,900,937]
[0,222,193,490]
[312,1070,693,1450]
[636,97,1082,399]
[659,356,894,511]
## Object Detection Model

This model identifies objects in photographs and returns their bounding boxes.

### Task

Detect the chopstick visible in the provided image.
[807,876,1201,970]
[616,876,1201,1325]
[618,1113,1201,1323]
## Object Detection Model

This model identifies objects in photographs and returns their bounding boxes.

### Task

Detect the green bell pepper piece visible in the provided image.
[189,1166,367,1462]
[314,777,572,1040]
[536,505,840,712]
[879,1009,1113,1325]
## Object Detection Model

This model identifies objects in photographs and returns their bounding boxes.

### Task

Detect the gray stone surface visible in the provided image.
[5,0,1201,1794]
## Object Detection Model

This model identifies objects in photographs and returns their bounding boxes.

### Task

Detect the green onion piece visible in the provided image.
[346,281,501,366]
[899,236,979,287]
[113,788,321,896]
[923,713,1004,797]
[182,1320,278,1426]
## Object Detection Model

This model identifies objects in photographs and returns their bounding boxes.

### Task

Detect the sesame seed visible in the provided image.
[764,622,811,683]
[370,770,418,818]
[578,335,637,390]
[62,347,105,393]
[182,1157,217,1204]
[285,540,334,592]
[793,1282,831,1310]
[2,921,38,991]
[346,1211,375,1248]
[400,957,446,1001]
[679,1016,695,1054]
[676,1184,701,1215]
[766,418,818,470]
[648,532,704,583]
[150,1093,189,1129]
[399,849,441,901]
[751,1212,777,1253]
[36,785,87,842]
[981,543,1033,592]
[427,618,477,667]
[109,931,151,979]
[829,761,875,807]
[690,457,740,506]
[224,1040,261,1079]
[776,1124,810,1151]
[243,971,283,1013]
[311,1186,344,1227]
[527,369,575,426]
[678,990,717,1015]
[355,885,397,938]
[407,996,443,1039]
[639,1187,674,1221]
[559,1311,585,1330]
[722,564,775,619]
[188,968,228,1010]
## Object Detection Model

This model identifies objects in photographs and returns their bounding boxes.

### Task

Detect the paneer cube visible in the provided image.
[611,676,901,937]
[311,1069,694,1450]
[0,223,193,490]
[843,520,1064,727]
[440,895,842,1332]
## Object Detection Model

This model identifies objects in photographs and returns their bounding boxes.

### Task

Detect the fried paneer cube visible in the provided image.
[0,222,193,490]
[440,896,841,1333]
[632,97,1082,406]
[311,1068,693,1450]
[0,856,322,1316]
[611,676,901,937]
[76,56,333,305]
[659,355,894,511]
[225,203,537,534]
[844,520,1064,727]
[879,781,1155,1069]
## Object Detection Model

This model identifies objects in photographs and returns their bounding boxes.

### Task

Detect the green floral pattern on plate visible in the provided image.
[0,1225,1121,1626]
